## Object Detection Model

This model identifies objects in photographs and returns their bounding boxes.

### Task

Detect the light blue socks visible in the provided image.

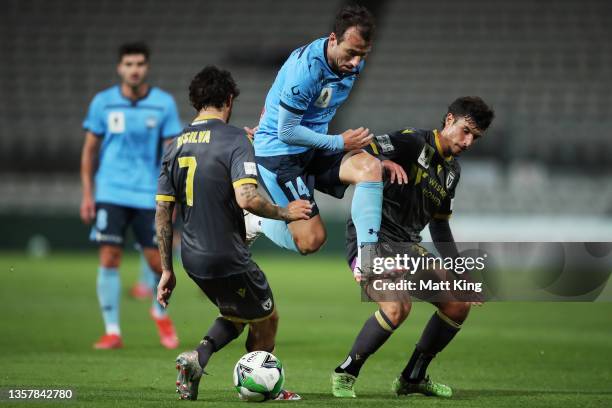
[352,181,383,246]
[97,266,120,335]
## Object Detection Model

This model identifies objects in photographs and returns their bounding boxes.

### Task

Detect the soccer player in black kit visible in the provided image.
[331,97,495,398]
[154,66,311,401]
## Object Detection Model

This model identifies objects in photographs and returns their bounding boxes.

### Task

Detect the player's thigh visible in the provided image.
[431,301,471,324]
[338,150,382,184]
[131,209,157,249]
[90,203,130,267]
[187,262,276,324]
[256,154,319,216]
[377,300,412,327]
[307,150,350,199]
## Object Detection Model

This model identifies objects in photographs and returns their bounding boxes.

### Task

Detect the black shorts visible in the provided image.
[188,264,275,322]
[256,149,349,218]
[89,202,156,248]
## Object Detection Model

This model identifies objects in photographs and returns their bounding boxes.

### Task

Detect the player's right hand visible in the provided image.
[283,200,313,222]
[80,195,96,224]
[341,127,373,151]
[157,270,176,309]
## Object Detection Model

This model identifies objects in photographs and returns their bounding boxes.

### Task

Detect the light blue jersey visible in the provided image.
[83,85,182,209]
[254,37,364,157]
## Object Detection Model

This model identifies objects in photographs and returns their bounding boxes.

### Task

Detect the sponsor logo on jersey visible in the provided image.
[375,134,395,153]
[244,162,257,176]
[237,288,246,298]
[446,170,456,189]
[417,145,435,169]
[146,116,157,128]
[314,87,333,108]
[108,111,125,133]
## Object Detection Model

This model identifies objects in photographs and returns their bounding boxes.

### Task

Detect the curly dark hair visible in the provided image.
[333,4,376,43]
[118,42,150,62]
[189,66,240,111]
[444,96,495,132]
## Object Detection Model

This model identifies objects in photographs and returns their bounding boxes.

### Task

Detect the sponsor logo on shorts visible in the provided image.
[261,298,273,311]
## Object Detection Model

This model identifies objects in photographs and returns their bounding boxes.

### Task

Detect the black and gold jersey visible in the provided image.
[156,115,258,279]
[347,128,461,261]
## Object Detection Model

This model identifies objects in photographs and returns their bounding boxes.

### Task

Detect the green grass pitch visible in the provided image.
[1,252,611,407]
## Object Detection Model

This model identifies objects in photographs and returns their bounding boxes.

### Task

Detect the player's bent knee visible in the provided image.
[380,301,411,326]
[294,231,326,255]
[99,246,121,268]
[354,154,383,183]
[439,302,471,324]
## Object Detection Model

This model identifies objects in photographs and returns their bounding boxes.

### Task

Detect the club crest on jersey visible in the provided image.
[446,170,456,189]
[108,111,125,133]
[417,145,435,169]
[314,87,333,108]
[146,116,157,128]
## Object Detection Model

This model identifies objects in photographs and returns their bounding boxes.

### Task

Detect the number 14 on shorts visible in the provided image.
[284,177,310,200]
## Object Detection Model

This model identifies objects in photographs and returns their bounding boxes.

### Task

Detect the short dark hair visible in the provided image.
[118,42,150,62]
[444,96,495,132]
[333,4,375,43]
[189,66,240,111]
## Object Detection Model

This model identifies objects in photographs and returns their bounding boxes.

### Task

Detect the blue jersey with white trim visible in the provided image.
[254,37,364,157]
[83,85,182,209]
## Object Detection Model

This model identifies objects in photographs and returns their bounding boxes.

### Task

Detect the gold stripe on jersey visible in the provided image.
[433,213,452,220]
[232,178,258,188]
[156,194,176,202]
[369,141,379,155]
[191,114,224,124]
[434,129,453,162]
[401,128,415,134]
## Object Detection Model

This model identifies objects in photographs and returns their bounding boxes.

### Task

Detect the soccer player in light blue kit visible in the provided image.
[80,42,182,349]
[249,5,400,261]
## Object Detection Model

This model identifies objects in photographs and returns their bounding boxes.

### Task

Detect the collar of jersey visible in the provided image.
[117,84,152,105]
[434,129,453,161]
[191,114,224,125]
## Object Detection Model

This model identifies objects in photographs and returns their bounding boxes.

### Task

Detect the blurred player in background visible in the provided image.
[332,97,495,398]
[80,42,182,349]
[248,5,402,261]
[155,66,310,400]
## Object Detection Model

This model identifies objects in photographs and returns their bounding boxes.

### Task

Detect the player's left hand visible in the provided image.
[382,160,408,184]
[157,270,176,308]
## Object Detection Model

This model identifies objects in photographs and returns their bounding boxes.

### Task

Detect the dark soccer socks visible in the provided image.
[401,310,461,383]
[196,317,242,369]
[335,309,397,377]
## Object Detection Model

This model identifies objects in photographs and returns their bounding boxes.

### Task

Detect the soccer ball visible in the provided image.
[233,351,285,401]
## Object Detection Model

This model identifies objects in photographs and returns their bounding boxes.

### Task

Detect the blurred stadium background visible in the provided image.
[1,0,612,251]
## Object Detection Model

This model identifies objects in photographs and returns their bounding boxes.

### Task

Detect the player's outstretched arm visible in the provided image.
[234,183,312,222]
[155,200,176,308]
[79,132,101,224]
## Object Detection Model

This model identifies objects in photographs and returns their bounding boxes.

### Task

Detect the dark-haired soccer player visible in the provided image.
[248,5,400,260]
[155,66,311,401]
[80,42,181,350]
[331,97,495,398]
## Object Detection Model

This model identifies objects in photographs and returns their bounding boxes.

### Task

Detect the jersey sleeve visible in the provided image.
[279,56,318,114]
[156,145,177,202]
[230,134,259,188]
[367,128,425,162]
[433,197,454,220]
[82,94,106,136]
[161,97,182,138]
